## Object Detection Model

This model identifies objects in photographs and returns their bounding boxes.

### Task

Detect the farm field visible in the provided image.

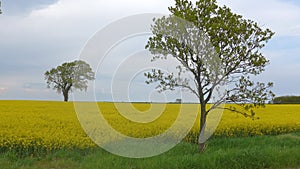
[0,100,299,168]
[0,100,299,154]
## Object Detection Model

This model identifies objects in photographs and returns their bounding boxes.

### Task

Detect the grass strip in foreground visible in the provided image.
[0,132,299,169]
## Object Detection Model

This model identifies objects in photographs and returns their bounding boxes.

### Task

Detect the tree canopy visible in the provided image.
[45,60,95,102]
[273,96,300,104]
[145,0,275,152]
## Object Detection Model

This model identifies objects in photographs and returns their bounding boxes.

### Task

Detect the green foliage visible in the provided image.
[1,133,299,169]
[145,0,275,124]
[44,60,95,101]
[273,96,300,104]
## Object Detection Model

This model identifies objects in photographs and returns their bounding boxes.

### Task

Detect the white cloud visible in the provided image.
[217,0,300,36]
[291,25,300,36]
[1,0,300,100]
[29,0,173,20]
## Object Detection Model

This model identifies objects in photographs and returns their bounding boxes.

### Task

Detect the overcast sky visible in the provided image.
[0,0,299,102]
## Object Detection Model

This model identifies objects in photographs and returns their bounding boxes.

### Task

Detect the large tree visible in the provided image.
[145,0,275,152]
[45,60,95,102]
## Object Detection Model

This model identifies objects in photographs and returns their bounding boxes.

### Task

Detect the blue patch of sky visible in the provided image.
[268,36,300,50]
[1,0,58,15]
[283,0,300,6]
[265,35,300,63]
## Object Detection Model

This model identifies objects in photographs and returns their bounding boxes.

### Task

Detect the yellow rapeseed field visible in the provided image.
[0,101,299,155]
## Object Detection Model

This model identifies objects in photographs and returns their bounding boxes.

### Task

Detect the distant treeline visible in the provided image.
[272,96,300,104]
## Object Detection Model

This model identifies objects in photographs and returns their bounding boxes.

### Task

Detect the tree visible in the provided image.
[0,1,2,14]
[145,0,275,152]
[45,60,95,102]
[273,96,300,104]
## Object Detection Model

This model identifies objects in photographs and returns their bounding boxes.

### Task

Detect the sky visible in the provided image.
[0,0,299,102]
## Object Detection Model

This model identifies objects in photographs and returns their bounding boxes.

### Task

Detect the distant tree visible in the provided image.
[176,99,182,103]
[145,0,275,152]
[45,60,95,102]
[0,1,2,14]
[273,96,300,104]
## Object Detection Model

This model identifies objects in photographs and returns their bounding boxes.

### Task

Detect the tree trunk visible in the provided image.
[198,103,207,152]
[198,142,206,152]
[63,90,69,102]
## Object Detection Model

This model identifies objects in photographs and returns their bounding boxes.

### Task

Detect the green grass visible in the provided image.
[1,133,299,169]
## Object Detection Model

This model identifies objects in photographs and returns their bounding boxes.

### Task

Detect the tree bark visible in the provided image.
[63,90,69,102]
[198,142,206,152]
[62,84,72,102]
[198,103,207,152]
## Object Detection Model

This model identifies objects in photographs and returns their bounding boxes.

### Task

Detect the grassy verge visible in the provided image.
[1,133,299,169]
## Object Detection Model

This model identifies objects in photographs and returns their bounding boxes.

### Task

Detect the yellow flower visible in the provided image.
[0,101,299,154]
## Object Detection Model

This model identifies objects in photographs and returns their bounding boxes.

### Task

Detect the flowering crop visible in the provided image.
[0,101,299,156]
[214,104,300,137]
